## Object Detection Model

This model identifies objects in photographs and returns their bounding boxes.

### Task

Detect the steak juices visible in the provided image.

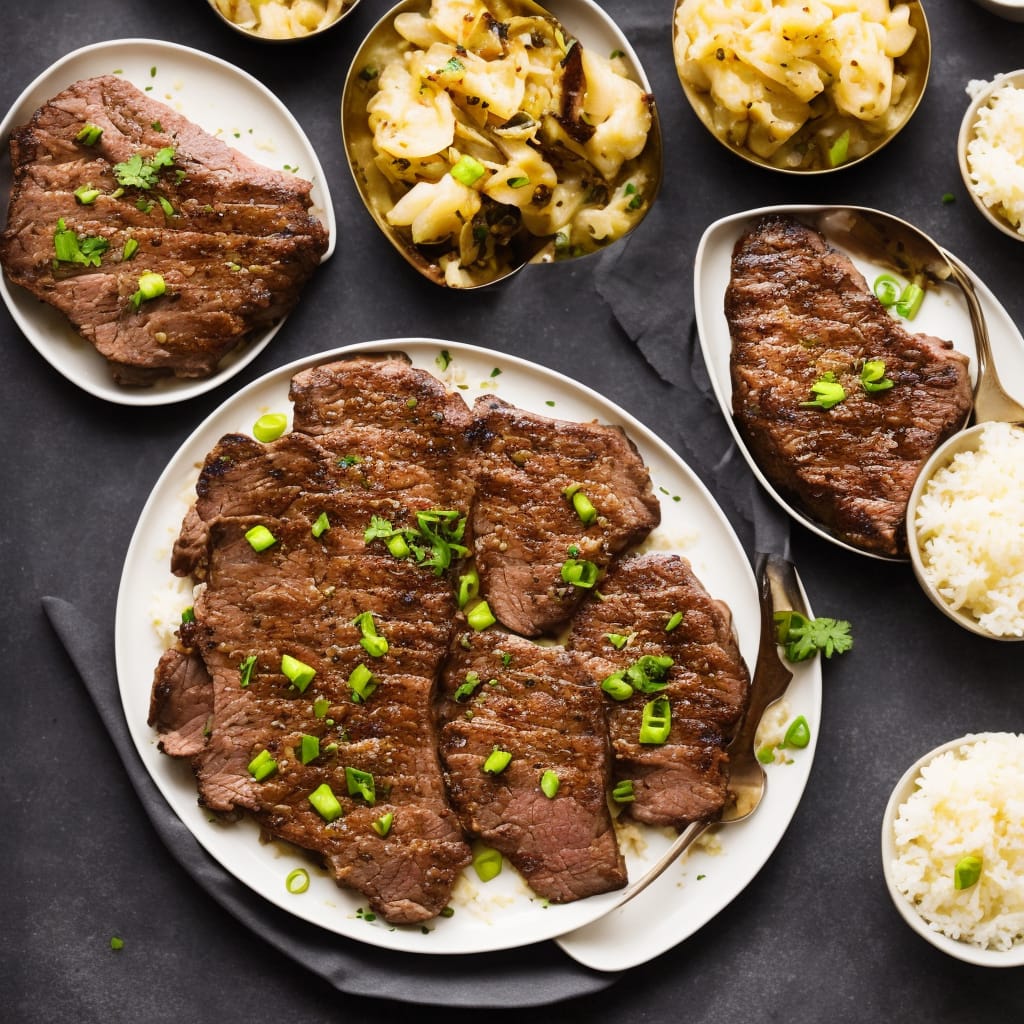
[150,355,750,923]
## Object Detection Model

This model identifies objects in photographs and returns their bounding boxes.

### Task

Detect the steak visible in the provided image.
[0,75,328,385]
[467,396,660,637]
[437,629,627,902]
[157,356,474,923]
[148,645,212,759]
[726,214,973,557]
[567,553,750,829]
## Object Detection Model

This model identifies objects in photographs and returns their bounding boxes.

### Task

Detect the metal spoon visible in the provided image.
[340,0,662,288]
[609,553,806,910]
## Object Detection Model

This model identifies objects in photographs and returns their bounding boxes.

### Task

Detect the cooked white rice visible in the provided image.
[914,422,1024,637]
[966,79,1024,236]
[892,733,1024,951]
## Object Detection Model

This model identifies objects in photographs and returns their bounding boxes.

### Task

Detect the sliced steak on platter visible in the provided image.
[726,214,973,557]
[0,75,328,385]
[567,553,750,830]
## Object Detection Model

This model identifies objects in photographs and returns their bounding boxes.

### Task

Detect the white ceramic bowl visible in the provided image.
[958,69,1024,241]
[881,733,1024,967]
[969,0,1024,22]
[906,423,1024,642]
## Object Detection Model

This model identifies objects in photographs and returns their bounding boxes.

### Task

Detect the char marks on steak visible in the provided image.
[0,76,328,385]
[568,553,750,829]
[438,630,627,902]
[157,356,473,923]
[726,214,973,556]
[468,396,660,637]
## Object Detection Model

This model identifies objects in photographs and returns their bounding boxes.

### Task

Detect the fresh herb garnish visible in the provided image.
[113,146,176,191]
[774,611,853,661]
[860,359,894,394]
[363,509,468,575]
[800,371,846,411]
[53,218,109,268]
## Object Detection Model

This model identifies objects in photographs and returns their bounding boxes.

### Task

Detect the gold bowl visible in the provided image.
[207,0,361,42]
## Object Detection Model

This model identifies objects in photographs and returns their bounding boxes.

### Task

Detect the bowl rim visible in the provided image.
[206,0,362,42]
[672,0,931,174]
[906,422,1024,642]
[957,68,1024,240]
[880,731,1024,967]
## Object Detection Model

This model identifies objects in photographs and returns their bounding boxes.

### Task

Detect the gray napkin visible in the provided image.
[42,596,619,1008]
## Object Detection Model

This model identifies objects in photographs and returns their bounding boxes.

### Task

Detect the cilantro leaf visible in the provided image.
[113,147,176,190]
[774,612,853,662]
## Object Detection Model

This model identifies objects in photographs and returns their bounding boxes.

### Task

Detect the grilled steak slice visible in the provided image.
[149,646,213,759]
[467,396,660,637]
[438,629,627,902]
[726,214,973,556]
[162,357,474,923]
[567,553,749,830]
[1,75,328,385]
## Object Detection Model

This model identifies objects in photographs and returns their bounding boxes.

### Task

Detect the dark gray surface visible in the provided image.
[3,1,1023,1021]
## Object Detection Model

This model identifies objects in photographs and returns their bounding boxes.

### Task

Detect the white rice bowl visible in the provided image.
[914,422,1024,638]
[965,78,1024,236]
[890,733,1024,952]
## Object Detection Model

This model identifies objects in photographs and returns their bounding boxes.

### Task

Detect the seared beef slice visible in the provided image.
[438,630,627,901]
[468,397,660,637]
[568,554,749,829]
[726,215,972,556]
[0,75,328,384]
[160,357,473,923]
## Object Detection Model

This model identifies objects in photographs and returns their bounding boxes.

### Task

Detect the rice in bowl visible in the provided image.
[965,77,1024,237]
[891,733,1024,952]
[914,421,1024,638]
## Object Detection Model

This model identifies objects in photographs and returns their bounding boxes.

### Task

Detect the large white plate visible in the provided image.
[695,204,1024,560]
[0,39,336,406]
[115,339,821,962]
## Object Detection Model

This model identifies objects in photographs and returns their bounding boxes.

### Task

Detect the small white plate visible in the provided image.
[694,204,1024,560]
[0,38,336,406]
[115,338,821,962]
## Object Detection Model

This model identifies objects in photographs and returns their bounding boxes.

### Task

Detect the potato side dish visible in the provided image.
[674,0,919,170]
[353,0,655,287]
[213,0,349,38]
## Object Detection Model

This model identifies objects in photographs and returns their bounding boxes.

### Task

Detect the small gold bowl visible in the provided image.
[207,0,361,42]
[958,69,1024,241]
[672,0,930,173]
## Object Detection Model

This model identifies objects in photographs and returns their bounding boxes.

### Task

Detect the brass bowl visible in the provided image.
[340,0,663,288]
[672,0,931,174]
[207,0,361,42]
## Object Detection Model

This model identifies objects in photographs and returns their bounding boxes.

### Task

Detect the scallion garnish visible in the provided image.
[954,855,982,890]
[311,512,331,538]
[782,715,811,749]
[371,812,394,837]
[348,663,377,703]
[507,175,530,188]
[281,654,316,693]
[308,783,343,822]
[665,611,683,632]
[285,868,310,893]
[253,412,287,442]
[453,671,484,702]
[353,611,388,658]
[456,567,479,609]
[540,770,560,799]
[611,779,635,803]
[244,524,277,551]
[800,371,846,411]
[75,123,104,145]
[860,359,894,394]
[873,274,901,307]
[53,218,108,268]
[601,672,633,701]
[74,184,101,205]
[472,845,502,882]
[560,557,599,588]
[129,270,166,310]
[450,155,485,187]
[605,632,632,650]
[436,349,452,371]
[313,697,330,719]
[247,748,278,781]
[482,747,512,775]
[239,654,257,688]
[828,129,850,167]
[180,606,195,624]
[122,237,139,261]
[345,766,376,804]
[638,697,671,745]
[895,282,924,320]
[562,483,598,525]
[299,734,320,765]
[466,600,496,631]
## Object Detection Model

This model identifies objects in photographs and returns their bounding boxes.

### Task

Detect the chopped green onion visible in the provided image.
[122,237,139,261]
[800,372,846,411]
[756,745,777,764]
[130,270,166,310]
[895,282,924,320]
[244,524,277,551]
[285,868,310,894]
[248,748,278,781]
[53,218,108,267]
[436,349,452,371]
[942,192,956,204]
[601,671,634,701]
[611,779,635,803]
[954,855,982,890]
[386,534,411,558]
[472,845,502,882]
[180,605,195,624]
[239,653,257,688]
[456,567,479,609]
[605,633,631,650]
[665,611,683,632]
[311,512,331,538]
[281,654,316,693]
[313,697,330,718]
[348,663,377,703]
[453,671,484,702]
[625,655,673,693]
[507,175,530,188]
[345,766,376,804]
[450,155,486,187]
[560,558,599,588]
[253,412,287,442]
[873,274,901,307]
[483,747,512,775]
[570,489,597,524]
[540,770,560,799]
[638,697,671,745]
[74,184,102,205]
[308,783,343,822]
[157,194,175,218]
[828,129,850,168]
[372,812,394,837]
[466,600,496,631]
[782,715,811,749]
[76,123,104,145]
[860,359,894,394]
[109,936,124,950]
[353,611,388,658]
[299,734,320,765]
